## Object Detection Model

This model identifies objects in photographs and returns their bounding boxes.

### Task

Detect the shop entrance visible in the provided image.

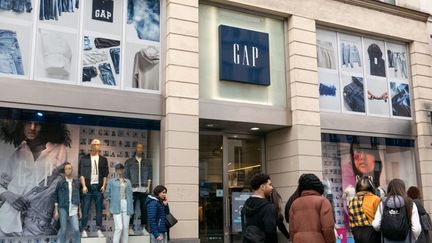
[199,134,264,243]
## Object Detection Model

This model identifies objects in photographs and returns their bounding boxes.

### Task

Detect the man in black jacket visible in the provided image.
[241,173,277,243]
[78,138,109,238]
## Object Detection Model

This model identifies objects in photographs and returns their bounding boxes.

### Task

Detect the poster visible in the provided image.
[231,192,251,233]
[319,72,341,112]
[364,38,386,78]
[387,43,409,81]
[341,74,365,113]
[390,82,411,117]
[317,29,338,70]
[366,78,389,116]
[339,34,363,75]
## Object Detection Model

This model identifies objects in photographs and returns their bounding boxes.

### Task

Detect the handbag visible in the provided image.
[420,213,432,231]
[166,213,178,228]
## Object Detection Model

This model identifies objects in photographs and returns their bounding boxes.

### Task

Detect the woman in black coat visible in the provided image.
[407,186,431,243]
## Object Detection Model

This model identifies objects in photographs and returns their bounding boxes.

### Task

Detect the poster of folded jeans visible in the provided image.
[81,35,121,86]
[34,28,78,82]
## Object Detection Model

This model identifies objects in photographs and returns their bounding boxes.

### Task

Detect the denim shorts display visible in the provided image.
[0,29,24,75]
[39,0,79,21]
[317,39,336,69]
[82,66,98,81]
[84,36,92,50]
[0,0,32,13]
[94,37,120,49]
[341,42,361,68]
[98,62,116,85]
[109,48,120,74]
[343,76,365,112]
[127,0,160,42]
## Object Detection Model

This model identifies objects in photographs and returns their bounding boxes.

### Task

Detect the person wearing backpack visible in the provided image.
[407,186,431,243]
[348,176,381,243]
[241,173,277,243]
[372,179,421,243]
[289,173,336,243]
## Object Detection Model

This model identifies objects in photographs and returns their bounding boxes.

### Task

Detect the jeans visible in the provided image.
[84,36,92,50]
[40,0,79,21]
[82,66,98,81]
[81,184,103,229]
[110,48,120,74]
[58,207,80,243]
[130,192,148,227]
[94,38,120,49]
[98,63,116,85]
[113,199,130,243]
[127,0,160,42]
[150,233,168,243]
[0,29,24,75]
[0,0,32,13]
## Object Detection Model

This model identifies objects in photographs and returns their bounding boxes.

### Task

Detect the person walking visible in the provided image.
[289,173,336,243]
[407,186,431,243]
[241,173,277,243]
[372,179,421,243]
[147,185,169,243]
[348,176,381,243]
[54,162,81,243]
[270,189,289,239]
[105,163,134,243]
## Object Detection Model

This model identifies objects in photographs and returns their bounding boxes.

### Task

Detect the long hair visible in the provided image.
[387,179,413,222]
[0,119,71,147]
[350,143,382,187]
[270,188,284,221]
[284,187,300,223]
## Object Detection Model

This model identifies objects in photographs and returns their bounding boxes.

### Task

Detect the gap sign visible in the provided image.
[219,25,270,86]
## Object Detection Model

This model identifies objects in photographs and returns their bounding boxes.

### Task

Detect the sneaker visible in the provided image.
[141,228,149,236]
[81,230,88,238]
[97,229,104,238]
[128,228,134,235]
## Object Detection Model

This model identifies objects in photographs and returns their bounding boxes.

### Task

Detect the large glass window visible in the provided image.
[321,133,416,240]
[199,4,287,106]
[317,29,411,118]
[0,107,160,240]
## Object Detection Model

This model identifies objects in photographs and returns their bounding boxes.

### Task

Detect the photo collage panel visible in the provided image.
[317,29,411,118]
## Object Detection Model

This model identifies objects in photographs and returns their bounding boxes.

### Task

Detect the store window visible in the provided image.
[0,107,160,240]
[199,4,287,106]
[321,133,416,240]
[317,29,411,118]
[0,0,161,92]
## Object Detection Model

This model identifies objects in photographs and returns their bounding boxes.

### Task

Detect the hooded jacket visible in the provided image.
[146,195,168,238]
[372,195,422,242]
[241,196,277,243]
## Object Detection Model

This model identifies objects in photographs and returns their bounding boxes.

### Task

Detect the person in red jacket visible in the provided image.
[289,173,336,243]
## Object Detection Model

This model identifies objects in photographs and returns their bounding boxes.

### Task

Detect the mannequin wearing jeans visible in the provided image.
[106,163,133,243]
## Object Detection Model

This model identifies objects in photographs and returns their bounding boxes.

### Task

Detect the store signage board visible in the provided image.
[219,25,270,86]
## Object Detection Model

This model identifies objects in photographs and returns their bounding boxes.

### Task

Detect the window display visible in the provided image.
[0,107,160,242]
[317,29,411,118]
[322,133,417,242]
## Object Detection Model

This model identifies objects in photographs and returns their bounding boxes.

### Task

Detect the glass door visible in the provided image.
[199,134,264,243]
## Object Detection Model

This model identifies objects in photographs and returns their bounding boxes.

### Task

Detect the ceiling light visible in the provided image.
[206,124,216,127]
[251,127,260,131]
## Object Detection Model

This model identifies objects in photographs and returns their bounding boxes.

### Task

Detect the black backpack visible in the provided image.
[380,197,410,241]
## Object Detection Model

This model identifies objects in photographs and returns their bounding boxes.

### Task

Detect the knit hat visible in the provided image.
[298,173,324,195]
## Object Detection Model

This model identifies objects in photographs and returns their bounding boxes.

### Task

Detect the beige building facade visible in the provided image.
[0,0,431,243]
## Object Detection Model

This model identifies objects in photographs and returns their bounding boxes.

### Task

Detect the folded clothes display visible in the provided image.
[317,40,336,69]
[0,0,32,13]
[39,0,79,21]
[109,48,120,74]
[0,29,24,75]
[343,76,365,112]
[40,29,72,79]
[83,50,108,65]
[82,66,98,81]
[341,42,361,68]
[98,62,116,85]
[127,0,160,42]
[132,46,159,90]
[94,38,120,49]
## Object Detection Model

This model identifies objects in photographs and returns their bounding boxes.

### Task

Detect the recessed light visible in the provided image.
[251,127,260,131]
[206,124,216,127]
[37,112,43,117]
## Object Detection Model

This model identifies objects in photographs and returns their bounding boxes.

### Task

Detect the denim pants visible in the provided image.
[82,66,98,81]
[98,63,116,85]
[58,207,80,243]
[40,0,79,21]
[130,192,148,227]
[127,0,160,42]
[0,0,32,13]
[110,48,120,74]
[0,29,24,75]
[150,233,167,243]
[84,36,92,50]
[81,184,103,229]
[113,199,130,243]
